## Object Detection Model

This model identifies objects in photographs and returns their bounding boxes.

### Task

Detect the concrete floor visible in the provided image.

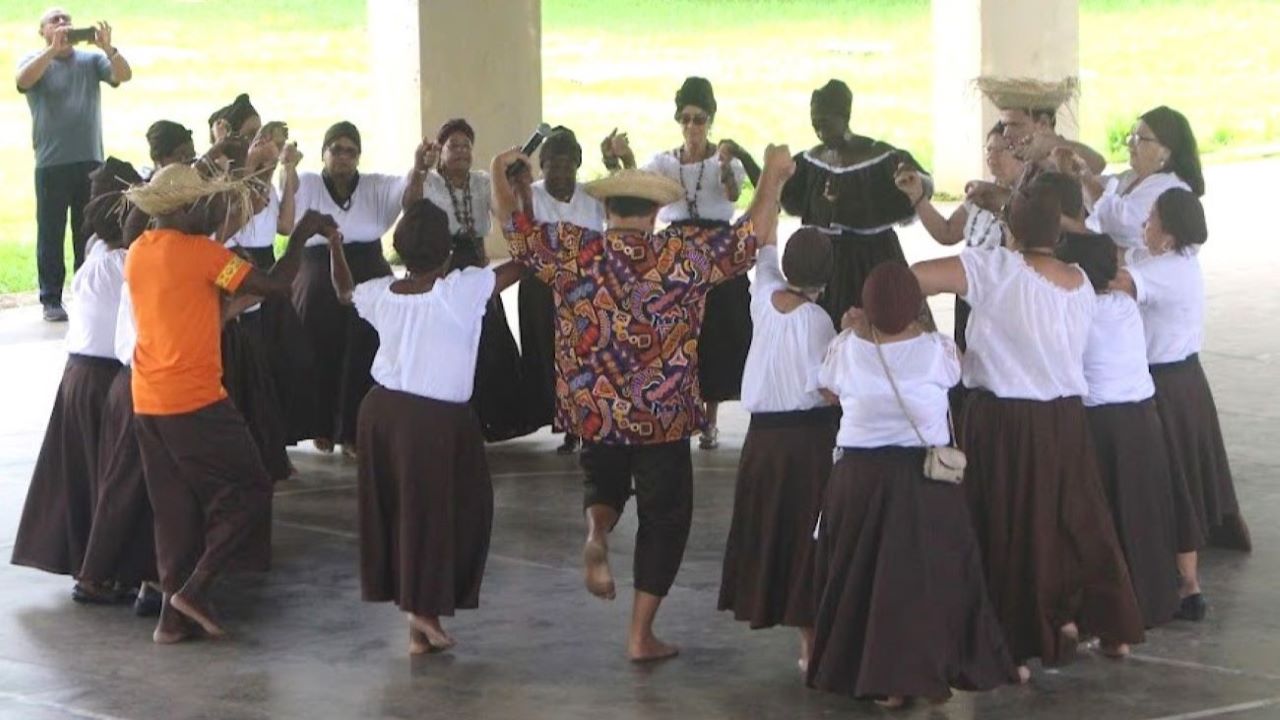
[1,160,1277,719]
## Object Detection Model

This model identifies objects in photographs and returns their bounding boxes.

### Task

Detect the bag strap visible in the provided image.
[871,328,958,448]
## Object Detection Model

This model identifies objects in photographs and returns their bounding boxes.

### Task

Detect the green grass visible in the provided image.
[2,0,1278,293]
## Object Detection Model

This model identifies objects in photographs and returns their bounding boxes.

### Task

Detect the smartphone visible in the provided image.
[67,27,97,44]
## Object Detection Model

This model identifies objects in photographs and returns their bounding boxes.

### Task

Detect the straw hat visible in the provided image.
[124,163,251,218]
[975,76,1079,111]
[584,169,683,205]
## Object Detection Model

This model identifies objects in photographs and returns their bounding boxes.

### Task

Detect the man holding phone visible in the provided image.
[16,8,132,322]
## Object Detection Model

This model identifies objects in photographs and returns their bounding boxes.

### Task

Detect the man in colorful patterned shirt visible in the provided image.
[124,164,339,645]
[493,144,794,661]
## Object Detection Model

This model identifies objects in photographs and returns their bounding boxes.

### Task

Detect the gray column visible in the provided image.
[368,0,543,256]
[932,0,1079,192]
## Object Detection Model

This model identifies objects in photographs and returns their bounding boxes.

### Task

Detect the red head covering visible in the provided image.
[861,261,923,335]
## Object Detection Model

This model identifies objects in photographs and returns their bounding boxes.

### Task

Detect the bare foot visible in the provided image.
[875,696,906,709]
[314,438,334,453]
[408,627,431,655]
[171,592,226,638]
[1100,641,1131,659]
[628,634,679,663]
[407,614,456,652]
[153,596,197,644]
[583,536,616,600]
[1017,665,1032,684]
[797,658,808,674]
[1056,622,1080,665]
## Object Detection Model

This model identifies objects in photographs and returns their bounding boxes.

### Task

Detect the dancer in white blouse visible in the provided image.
[602,77,752,450]
[717,227,836,671]
[1112,188,1250,623]
[1079,106,1204,249]
[1056,232,1182,629]
[807,262,1017,707]
[12,187,128,601]
[911,177,1144,676]
[290,121,412,456]
[328,199,523,655]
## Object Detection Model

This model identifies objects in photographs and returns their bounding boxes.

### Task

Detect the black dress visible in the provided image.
[781,138,925,329]
[449,233,538,442]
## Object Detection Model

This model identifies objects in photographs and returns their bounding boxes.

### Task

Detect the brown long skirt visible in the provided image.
[358,386,493,617]
[1151,355,1250,552]
[718,407,838,629]
[135,399,272,593]
[292,242,391,445]
[11,354,121,576]
[807,447,1018,700]
[962,391,1145,665]
[79,368,157,586]
[1086,400,1181,628]
[222,312,290,482]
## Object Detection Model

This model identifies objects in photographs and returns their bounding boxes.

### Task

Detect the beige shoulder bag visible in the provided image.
[871,330,966,484]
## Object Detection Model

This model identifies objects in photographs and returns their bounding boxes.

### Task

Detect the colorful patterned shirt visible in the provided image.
[505,214,758,445]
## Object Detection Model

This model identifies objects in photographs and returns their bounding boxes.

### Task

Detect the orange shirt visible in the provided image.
[125,229,252,415]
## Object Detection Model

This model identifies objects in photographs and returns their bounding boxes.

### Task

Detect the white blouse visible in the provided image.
[1083,292,1155,407]
[960,248,1096,400]
[227,186,280,249]
[353,267,496,403]
[115,281,136,367]
[66,240,126,360]
[740,246,835,413]
[420,169,493,238]
[963,201,1004,250]
[644,151,746,224]
[530,180,606,231]
[295,172,406,247]
[818,331,961,448]
[1125,247,1204,365]
[1086,171,1190,250]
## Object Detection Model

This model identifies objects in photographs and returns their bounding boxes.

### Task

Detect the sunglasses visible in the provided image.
[45,13,71,25]
[678,113,709,127]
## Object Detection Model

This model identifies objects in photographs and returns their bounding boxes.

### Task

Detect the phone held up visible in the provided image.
[66,27,97,44]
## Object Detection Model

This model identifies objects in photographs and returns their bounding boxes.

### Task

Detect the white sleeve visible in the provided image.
[959,247,1003,308]
[815,332,853,395]
[1126,254,1173,307]
[351,276,393,326]
[373,173,408,230]
[642,152,670,175]
[114,283,136,365]
[472,172,493,237]
[751,246,786,299]
[457,267,498,317]
[805,313,839,396]
[1086,174,1183,249]
[294,173,321,214]
[728,157,747,189]
[935,334,962,387]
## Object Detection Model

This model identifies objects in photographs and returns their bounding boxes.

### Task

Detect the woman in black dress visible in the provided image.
[781,79,930,329]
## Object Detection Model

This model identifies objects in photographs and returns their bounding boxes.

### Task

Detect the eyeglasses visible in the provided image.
[44,13,71,25]
[1128,133,1160,146]
[327,145,359,157]
[679,113,709,127]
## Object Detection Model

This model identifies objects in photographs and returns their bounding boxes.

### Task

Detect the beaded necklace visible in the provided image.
[677,147,707,220]
[444,172,476,237]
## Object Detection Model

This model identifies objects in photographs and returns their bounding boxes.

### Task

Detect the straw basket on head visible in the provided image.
[974,76,1080,112]
[123,163,256,228]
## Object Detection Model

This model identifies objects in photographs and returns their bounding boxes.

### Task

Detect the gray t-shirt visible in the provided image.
[19,48,115,168]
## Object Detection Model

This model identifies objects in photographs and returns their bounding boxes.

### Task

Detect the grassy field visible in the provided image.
[1,0,1278,294]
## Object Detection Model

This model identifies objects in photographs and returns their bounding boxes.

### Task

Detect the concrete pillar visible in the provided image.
[931,0,1079,194]
[367,0,542,256]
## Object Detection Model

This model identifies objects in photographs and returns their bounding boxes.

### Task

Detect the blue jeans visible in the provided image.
[34,160,99,307]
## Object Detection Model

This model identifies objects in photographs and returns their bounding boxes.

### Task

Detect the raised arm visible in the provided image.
[93,22,132,85]
[746,144,796,242]
[275,142,301,235]
[402,138,440,211]
[719,139,762,187]
[240,210,338,297]
[16,30,67,91]
[894,165,968,245]
[911,256,968,297]
[328,223,355,305]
